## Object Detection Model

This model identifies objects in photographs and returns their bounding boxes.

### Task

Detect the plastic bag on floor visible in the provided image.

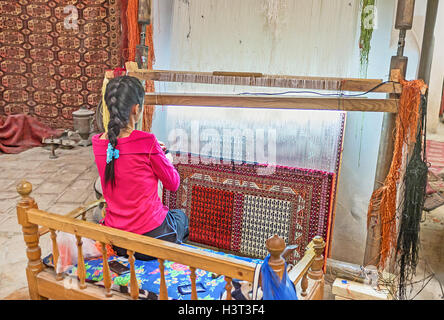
[55,231,101,274]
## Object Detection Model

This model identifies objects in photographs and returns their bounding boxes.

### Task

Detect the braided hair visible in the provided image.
[104,76,145,187]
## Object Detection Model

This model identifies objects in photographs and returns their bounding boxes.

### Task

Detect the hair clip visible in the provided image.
[106,143,120,164]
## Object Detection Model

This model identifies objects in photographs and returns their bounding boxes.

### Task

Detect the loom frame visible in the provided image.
[124,61,409,260]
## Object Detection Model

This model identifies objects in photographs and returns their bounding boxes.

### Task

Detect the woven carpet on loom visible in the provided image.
[163,153,335,265]
[0,0,122,129]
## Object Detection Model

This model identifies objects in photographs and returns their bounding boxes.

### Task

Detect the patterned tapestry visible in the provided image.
[163,153,335,265]
[0,0,122,129]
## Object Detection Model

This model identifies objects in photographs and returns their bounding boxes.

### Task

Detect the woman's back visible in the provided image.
[92,130,180,235]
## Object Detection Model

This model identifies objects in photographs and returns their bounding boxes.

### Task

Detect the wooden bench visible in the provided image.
[16,180,325,300]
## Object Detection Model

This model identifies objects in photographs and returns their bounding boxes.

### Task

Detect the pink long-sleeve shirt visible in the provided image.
[92,130,180,235]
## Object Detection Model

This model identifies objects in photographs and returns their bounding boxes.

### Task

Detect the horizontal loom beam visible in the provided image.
[125,66,402,94]
[144,92,399,113]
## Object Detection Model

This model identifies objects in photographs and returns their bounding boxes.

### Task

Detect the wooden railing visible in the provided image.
[38,198,105,237]
[16,180,325,300]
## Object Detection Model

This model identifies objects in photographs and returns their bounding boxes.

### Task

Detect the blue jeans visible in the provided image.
[113,209,189,261]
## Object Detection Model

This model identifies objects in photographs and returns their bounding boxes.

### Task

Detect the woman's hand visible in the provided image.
[165,152,173,163]
[158,141,167,153]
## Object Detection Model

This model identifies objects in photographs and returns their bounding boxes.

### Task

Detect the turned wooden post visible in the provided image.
[100,242,113,297]
[265,234,286,280]
[16,180,45,300]
[75,235,87,289]
[224,276,233,300]
[158,258,168,300]
[189,266,198,300]
[307,236,326,280]
[128,250,139,300]
[301,272,308,297]
[49,229,63,281]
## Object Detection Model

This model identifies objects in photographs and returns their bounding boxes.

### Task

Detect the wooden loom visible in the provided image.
[125,60,412,259]
[127,64,402,112]
[16,61,425,301]
[16,57,415,298]
[16,0,429,299]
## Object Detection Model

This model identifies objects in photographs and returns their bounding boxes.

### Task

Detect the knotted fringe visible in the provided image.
[396,95,428,299]
[366,79,426,270]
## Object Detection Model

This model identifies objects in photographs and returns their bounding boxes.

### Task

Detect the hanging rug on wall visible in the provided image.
[0,0,122,129]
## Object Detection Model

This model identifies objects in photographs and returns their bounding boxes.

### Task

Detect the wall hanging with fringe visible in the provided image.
[0,0,122,129]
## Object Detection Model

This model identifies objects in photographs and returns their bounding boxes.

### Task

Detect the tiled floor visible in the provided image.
[0,145,98,299]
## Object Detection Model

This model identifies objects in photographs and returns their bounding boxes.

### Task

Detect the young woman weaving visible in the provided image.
[92,76,189,261]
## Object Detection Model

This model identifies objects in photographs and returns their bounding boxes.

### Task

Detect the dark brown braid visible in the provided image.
[104,76,145,187]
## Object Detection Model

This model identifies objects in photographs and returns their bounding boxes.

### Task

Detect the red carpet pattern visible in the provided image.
[163,153,335,264]
[0,0,122,129]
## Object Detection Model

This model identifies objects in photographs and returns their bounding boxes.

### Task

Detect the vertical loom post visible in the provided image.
[364,0,414,267]
[265,234,286,280]
[16,180,45,300]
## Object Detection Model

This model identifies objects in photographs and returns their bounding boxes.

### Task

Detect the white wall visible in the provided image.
[426,0,444,133]
[149,0,425,265]
[150,0,174,141]
[332,0,425,264]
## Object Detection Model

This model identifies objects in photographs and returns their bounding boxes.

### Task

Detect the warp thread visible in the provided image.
[366,79,426,270]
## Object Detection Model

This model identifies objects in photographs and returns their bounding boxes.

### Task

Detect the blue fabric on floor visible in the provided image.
[43,243,262,300]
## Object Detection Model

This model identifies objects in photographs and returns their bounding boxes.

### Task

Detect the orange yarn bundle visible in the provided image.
[367,79,426,269]
[127,0,140,62]
[126,1,156,132]
[94,241,116,257]
[142,24,156,132]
